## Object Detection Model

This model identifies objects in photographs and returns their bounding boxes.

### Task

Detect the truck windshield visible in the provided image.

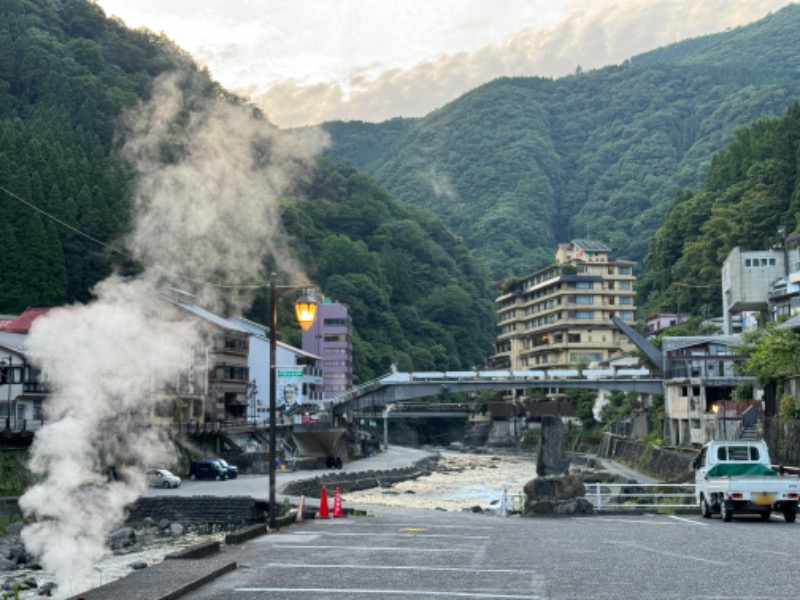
[717,446,760,461]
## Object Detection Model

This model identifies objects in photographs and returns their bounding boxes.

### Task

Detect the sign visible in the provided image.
[277,366,304,406]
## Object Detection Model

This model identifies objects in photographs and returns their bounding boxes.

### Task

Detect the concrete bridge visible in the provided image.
[329,368,664,415]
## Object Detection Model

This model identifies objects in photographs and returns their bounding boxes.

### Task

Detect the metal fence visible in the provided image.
[585,483,697,510]
[499,483,698,516]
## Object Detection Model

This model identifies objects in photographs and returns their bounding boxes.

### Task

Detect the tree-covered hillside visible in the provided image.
[0,0,497,380]
[323,4,800,280]
[639,103,800,319]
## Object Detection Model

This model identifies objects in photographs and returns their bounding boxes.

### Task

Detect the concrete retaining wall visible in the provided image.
[282,457,438,498]
[127,495,266,527]
[598,433,694,481]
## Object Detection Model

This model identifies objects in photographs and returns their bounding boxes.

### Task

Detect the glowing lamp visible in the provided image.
[294,290,319,331]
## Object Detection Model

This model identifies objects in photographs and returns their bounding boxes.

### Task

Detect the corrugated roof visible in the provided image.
[572,239,611,252]
[0,332,29,354]
[661,335,741,352]
[0,307,53,333]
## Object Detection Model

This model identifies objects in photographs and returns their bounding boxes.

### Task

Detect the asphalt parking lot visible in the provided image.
[177,505,797,600]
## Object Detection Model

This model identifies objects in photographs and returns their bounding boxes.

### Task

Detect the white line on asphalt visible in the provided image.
[234,588,541,598]
[326,523,495,530]
[668,515,709,526]
[591,517,682,525]
[265,562,540,575]
[606,541,727,566]
[292,531,490,539]
[272,544,473,552]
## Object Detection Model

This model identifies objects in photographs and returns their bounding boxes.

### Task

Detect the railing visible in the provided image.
[586,483,697,510]
[498,483,698,516]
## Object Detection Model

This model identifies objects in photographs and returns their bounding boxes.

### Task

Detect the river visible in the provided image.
[342,449,538,512]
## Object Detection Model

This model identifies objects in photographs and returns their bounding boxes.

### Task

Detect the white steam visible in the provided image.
[19,73,325,594]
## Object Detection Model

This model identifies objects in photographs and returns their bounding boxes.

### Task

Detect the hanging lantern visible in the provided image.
[294,289,319,331]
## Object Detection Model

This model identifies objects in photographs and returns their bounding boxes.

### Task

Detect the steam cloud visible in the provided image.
[19,73,326,594]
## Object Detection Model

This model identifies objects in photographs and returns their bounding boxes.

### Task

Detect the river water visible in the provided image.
[343,449,538,512]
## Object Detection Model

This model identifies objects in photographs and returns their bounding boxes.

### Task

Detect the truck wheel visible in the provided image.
[700,497,712,519]
[721,501,733,522]
[783,508,797,523]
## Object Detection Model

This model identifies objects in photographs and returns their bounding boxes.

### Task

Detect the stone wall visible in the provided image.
[127,495,266,526]
[281,456,439,498]
[597,433,694,481]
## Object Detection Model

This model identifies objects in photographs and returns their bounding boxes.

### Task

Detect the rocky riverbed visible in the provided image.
[343,450,539,512]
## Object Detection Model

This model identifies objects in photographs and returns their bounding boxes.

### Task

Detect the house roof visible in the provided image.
[0,333,27,355]
[571,239,611,252]
[661,335,741,353]
[0,307,53,333]
[160,294,248,333]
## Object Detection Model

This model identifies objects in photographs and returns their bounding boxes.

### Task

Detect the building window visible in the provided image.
[576,311,593,319]
[619,296,632,305]
[576,281,593,289]
[618,281,632,290]
[568,333,581,343]
[619,311,634,320]
[324,318,348,326]
[619,266,631,275]
[576,295,594,305]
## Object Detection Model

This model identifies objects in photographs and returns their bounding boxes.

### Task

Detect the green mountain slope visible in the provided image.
[0,0,497,378]
[639,103,800,318]
[323,4,800,279]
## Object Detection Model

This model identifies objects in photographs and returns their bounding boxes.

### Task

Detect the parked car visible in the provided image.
[145,469,182,488]
[189,460,229,481]
[201,457,238,478]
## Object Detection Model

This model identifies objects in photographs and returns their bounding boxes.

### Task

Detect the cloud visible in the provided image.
[248,0,792,127]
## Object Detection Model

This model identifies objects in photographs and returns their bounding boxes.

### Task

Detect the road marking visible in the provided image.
[272,544,473,552]
[607,541,727,566]
[234,588,541,598]
[591,517,682,525]
[668,515,709,526]
[265,563,540,575]
[291,531,490,539]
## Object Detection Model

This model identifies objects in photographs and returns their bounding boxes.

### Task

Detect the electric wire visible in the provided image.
[0,184,269,290]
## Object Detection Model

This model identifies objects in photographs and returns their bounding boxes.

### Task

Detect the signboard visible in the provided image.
[277,367,304,406]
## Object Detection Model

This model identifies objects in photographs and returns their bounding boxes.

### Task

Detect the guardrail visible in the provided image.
[498,483,698,516]
[587,483,697,510]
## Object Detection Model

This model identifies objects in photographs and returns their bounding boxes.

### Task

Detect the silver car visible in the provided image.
[145,468,182,488]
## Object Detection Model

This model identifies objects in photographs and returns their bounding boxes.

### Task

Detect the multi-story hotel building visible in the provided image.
[301,301,354,399]
[492,240,638,371]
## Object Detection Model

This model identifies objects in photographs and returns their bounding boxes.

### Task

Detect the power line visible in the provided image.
[0,184,269,290]
[0,184,130,258]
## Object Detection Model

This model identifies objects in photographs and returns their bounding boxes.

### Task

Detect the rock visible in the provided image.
[38,581,56,596]
[0,558,17,572]
[5,523,24,537]
[158,519,171,531]
[107,527,136,549]
[168,523,185,537]
[129,560,148,570]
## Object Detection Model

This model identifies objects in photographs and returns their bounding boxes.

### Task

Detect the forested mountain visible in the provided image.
[639,103,800,319]
[322,4,800,280]
[0,0,497,380]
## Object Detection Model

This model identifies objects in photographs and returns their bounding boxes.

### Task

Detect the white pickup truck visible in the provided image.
[693,440,799,523]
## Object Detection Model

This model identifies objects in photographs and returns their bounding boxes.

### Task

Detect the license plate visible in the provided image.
[754,494,774,506]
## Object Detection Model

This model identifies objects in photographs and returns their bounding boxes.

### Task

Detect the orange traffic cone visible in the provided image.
[333,487,344,518]
[317,485,330,519]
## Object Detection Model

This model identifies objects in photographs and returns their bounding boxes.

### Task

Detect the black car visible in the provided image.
[188,460,228,481]
[201,457,239,478]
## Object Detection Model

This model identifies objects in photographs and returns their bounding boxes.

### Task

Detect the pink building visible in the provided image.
[301,301,353,398]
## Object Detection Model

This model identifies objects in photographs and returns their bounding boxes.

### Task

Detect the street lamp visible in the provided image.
[268,273,319,530]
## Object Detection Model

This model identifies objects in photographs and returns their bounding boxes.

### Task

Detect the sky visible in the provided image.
[95,0,796,128]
